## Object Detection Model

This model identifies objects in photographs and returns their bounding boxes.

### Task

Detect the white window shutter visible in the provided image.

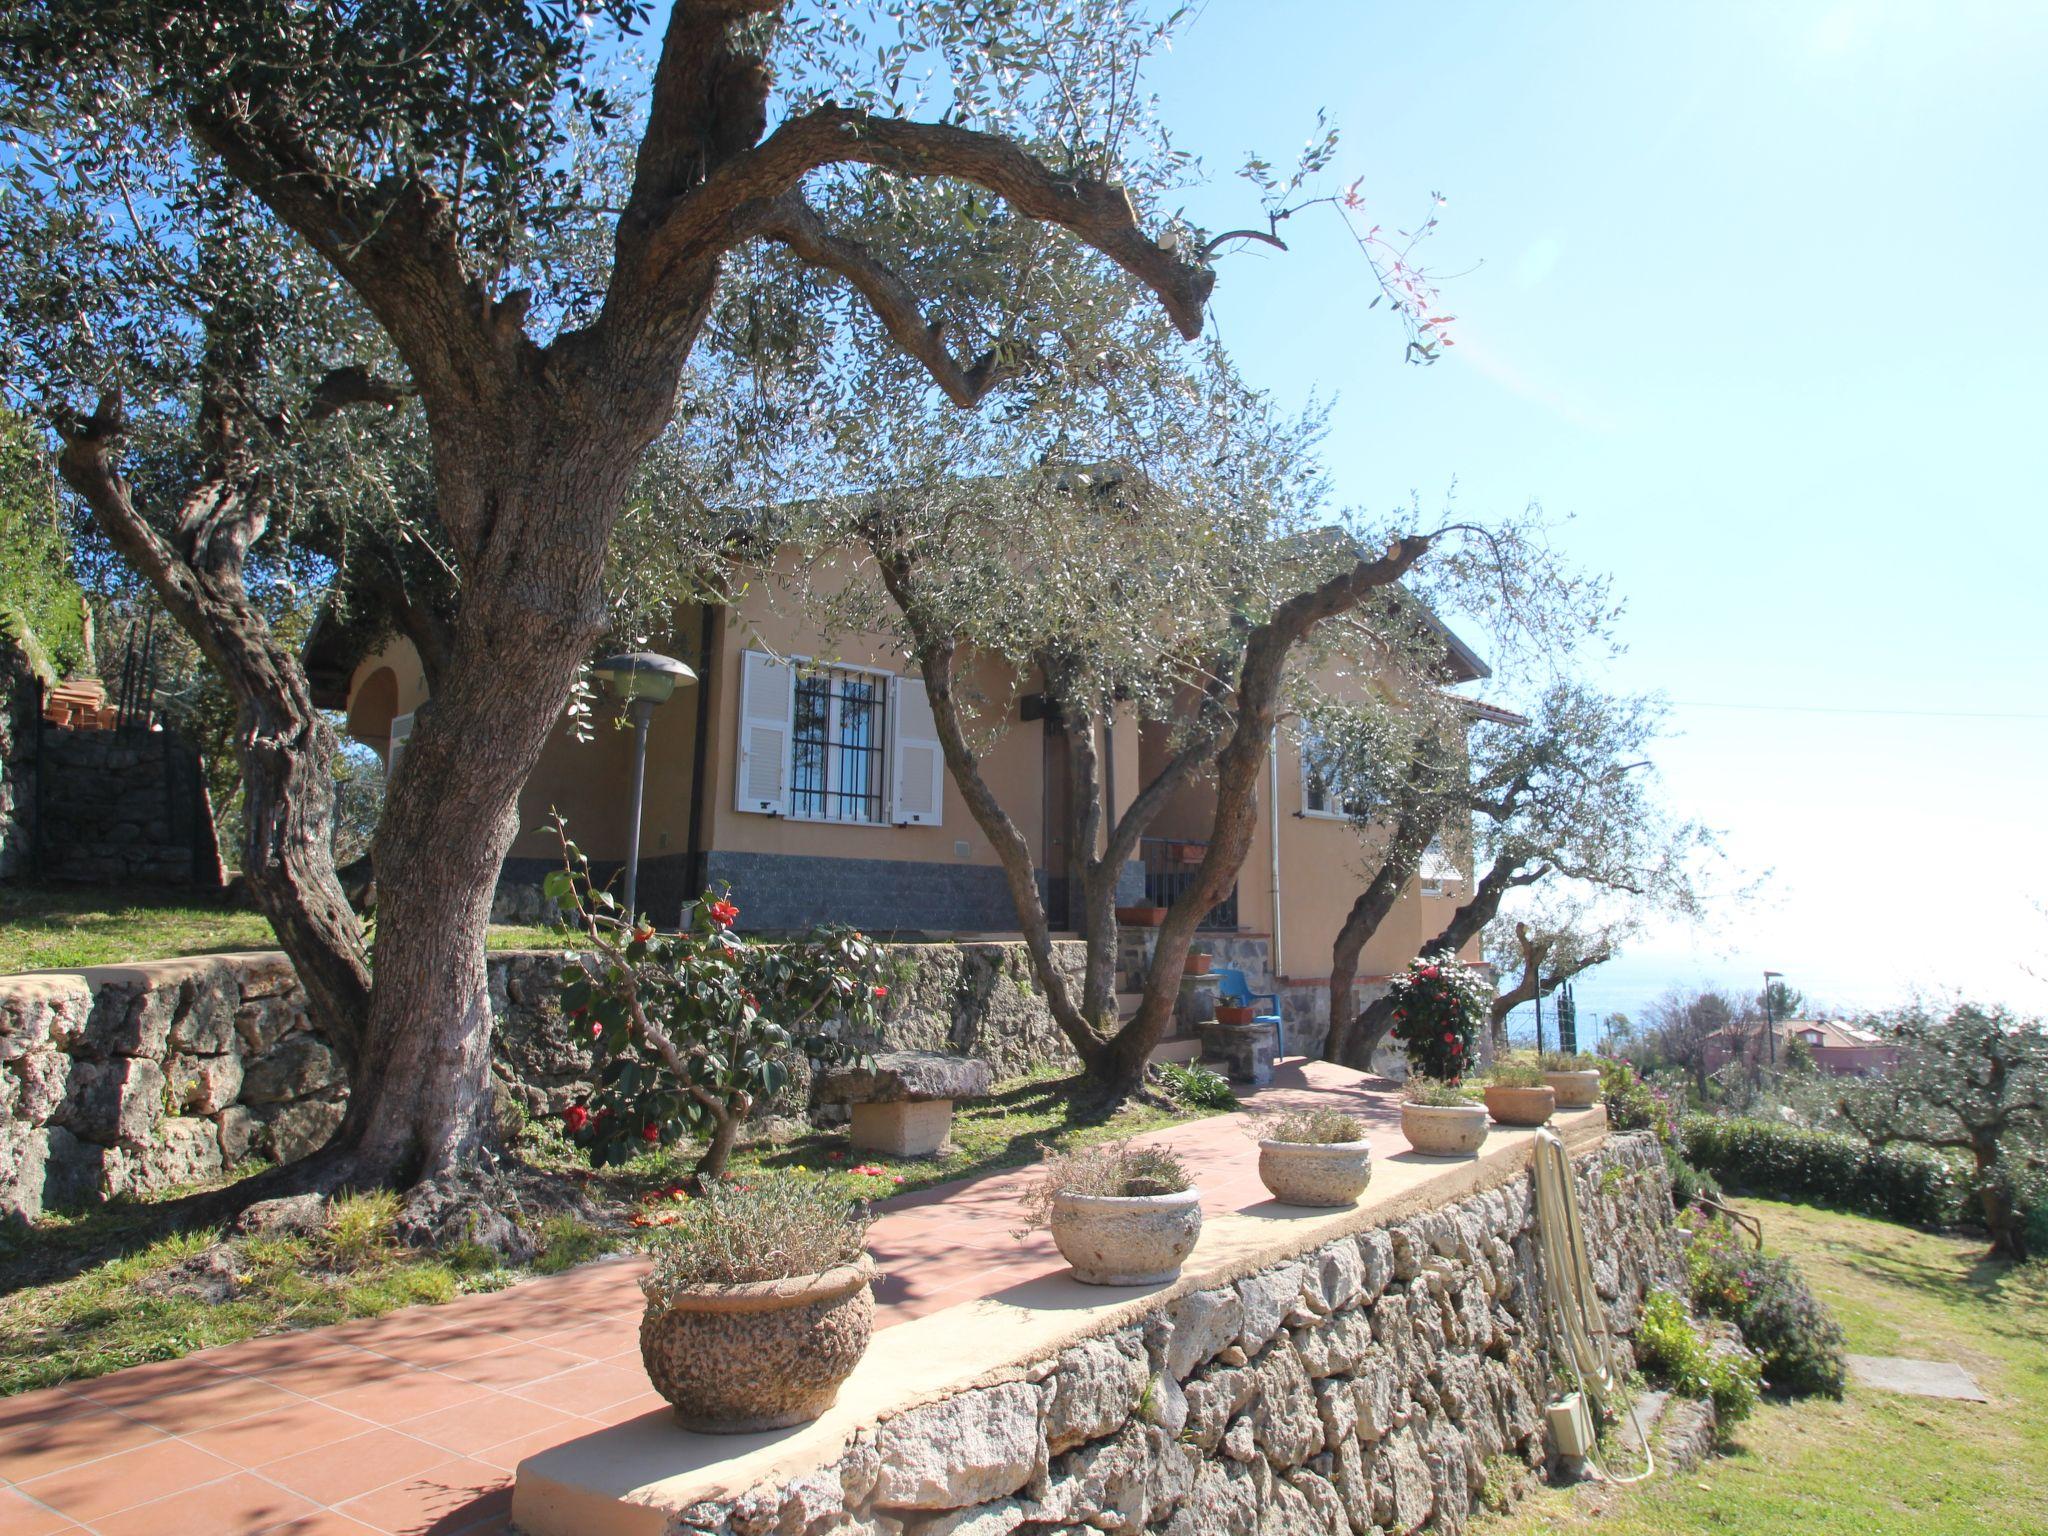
[388,711,415,781]
[735,650,793,815]
[890,674,945,826]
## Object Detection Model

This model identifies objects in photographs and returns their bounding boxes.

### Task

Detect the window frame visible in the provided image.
[784,655,895,828]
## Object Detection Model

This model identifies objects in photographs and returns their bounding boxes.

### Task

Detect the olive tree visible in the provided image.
[1323,684,1713,1070]
[1839,1004,2048,1259]
[0,0,1254,1194]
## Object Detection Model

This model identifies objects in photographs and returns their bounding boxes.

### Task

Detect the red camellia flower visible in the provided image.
[1451,1041,1464,1055]
[641,1122,661,1143]
[707,898,739,927]
[632,923,654,943]
[563,1105,589,1134]
[872,985,889,999]
[1442,1031,1455,1044]
[1420,965,1441,980]
[589,1020,602,1038]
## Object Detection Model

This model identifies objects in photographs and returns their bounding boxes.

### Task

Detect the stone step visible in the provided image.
[1147,1037,1203,1065]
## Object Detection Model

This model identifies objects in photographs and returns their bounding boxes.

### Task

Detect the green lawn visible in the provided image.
[1481,1199,2048,1536]
[0,882,564,973]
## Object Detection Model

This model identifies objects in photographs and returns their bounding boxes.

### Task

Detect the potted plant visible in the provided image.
[1186,946,1214,976]
[1116,904,1168,927]
[1483,1059,1557,1126]
[1255,1108,1373,1205]
[1539,1051,1603,1108]
[1400,1078,1488,1156]
[639,1172,878,1432]
[1213,1001,1256,1026]
[1025,1140,1200,1285]
[1385,954,1487,1082]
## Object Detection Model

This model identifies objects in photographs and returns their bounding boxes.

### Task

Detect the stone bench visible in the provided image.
[816,1050,994,1157]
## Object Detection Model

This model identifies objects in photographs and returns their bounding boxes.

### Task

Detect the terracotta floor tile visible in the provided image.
[435,1344,584,1391]
[91,1472,318,1536]
[17,1436,240,1523]
[256,1512,387,1536]
[187,1398,385,1467]
[395,1396,578,1458]
[0,1409,167,1484]
[0,1486,80,1536]
[580,1392,666,1429]
[258,1428,449,1507]
[318,1371,487,1426]
[471,1424,588,1474]
[199,1332,363,1375]
[506,1363,645,1417]
[119,1372,307,1435]
[363,1330,520,1371]
[0,1388,97,1438]
[331,1457,509,1535]
[251,1349,411,1401]
[524,1321,635,1362]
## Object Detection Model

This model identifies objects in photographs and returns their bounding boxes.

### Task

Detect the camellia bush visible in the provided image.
[545,816,888,1180]
[1387,955,1491,1081]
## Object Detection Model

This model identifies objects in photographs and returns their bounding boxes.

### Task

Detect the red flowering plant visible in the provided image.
[542,813,887,1181]
[1385,954,1490,1082]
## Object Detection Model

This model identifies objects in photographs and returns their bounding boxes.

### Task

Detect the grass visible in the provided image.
[1478,1199,2048,1536]
[0,882,567,973]
[0,1185,611,1397]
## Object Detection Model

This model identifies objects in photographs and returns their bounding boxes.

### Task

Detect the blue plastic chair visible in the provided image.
[1212,967,1287,1057]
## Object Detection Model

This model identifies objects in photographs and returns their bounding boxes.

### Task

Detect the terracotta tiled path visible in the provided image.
[0,1060,1404,1536]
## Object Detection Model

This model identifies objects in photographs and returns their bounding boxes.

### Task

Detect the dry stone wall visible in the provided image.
[660,1134,1682,1536]
[0,939,1086,1223]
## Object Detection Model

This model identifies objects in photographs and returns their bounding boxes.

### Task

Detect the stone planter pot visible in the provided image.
[1543,1069,1601,1109]
[639,1256,877,1432]
[1116,905,1168,927]
[1049,1187,1202,1285]
[1483,1084,1557,1127]
[1257,1139,1374,1206]
[1400,1102,1488,1157]
[1213,1003,1256,1026]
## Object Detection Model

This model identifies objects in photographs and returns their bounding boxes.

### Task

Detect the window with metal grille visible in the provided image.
[790,665,888,823]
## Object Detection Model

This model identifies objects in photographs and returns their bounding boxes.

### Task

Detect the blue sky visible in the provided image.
[1148,1,2048,1023]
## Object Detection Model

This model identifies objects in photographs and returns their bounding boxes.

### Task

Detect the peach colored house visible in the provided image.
[1702,1017,1900,1078]
[322,559,1504,1056]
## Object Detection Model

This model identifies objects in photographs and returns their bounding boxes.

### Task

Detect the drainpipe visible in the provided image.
[1267,726,1283,979]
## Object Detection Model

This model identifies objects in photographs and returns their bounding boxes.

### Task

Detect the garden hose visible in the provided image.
[1531,1128,1655,1485]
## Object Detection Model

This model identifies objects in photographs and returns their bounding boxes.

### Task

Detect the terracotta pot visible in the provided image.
[1049,1186,1203,1285]
[1186,953,1214,975]
[1543,1069,1602,1109]
[639,1256,876,1432]
[1116,905,1168,927]
[1483,1084,1557,1127]
[1258,1139,1374,1206]
[1400,1102,1488,1157]
[1214,1003,1256,1026]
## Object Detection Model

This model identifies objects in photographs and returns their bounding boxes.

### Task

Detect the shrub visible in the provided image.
[547,817,889,1179]
[1634,1289,1760,1430]
[1540,1051,1601,1072]
[1665,1151,1722,1212]
[1387,955,1490,1081]
[1601,1059,1674,1143]
[1680,1115,1966,1230]
[1405,1077,1479,1107]
[642,1172,872,1296]
[1156,1060,1238,1111]
[1021,1139,1191,1229]
[1685,1219,1847,1398]
[1259,1108,1364,1145]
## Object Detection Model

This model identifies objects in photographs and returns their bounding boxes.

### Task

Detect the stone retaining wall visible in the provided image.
[0,938,1085,1223]
[638,1133,1681,1536]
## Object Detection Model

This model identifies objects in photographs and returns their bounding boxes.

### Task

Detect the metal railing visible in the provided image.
[1139,836,1238,931]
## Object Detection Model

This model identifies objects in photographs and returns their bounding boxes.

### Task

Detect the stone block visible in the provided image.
[104,1117,224,1198]
[1163,1286,1244,1380]
[167,1052,244,1115]
[850,1099,955,1158]
[40,1126,102,1211]
[0,1120,47,1222]
[217,1105,259,1164]
[53,1055,165,1145]
[241,1035,344,1104]
[233,994,306,1056]
[168,966,240,1054]
[255,1093,346,1161]
[873,1381,1046,1511]
[0,975,91,1060]
[818,1050,994,1104]
[1046,1335,1148,1452]
[1197,1020,1276,1086]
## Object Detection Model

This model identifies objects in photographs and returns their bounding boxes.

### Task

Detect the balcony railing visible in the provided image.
[1140,837,1238,931]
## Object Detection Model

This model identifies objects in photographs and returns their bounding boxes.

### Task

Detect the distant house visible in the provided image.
[1703,1017,1899,1078]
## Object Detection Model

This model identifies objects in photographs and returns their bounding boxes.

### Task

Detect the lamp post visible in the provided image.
[1762,968,1783,1068]
[592,651,696,923]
